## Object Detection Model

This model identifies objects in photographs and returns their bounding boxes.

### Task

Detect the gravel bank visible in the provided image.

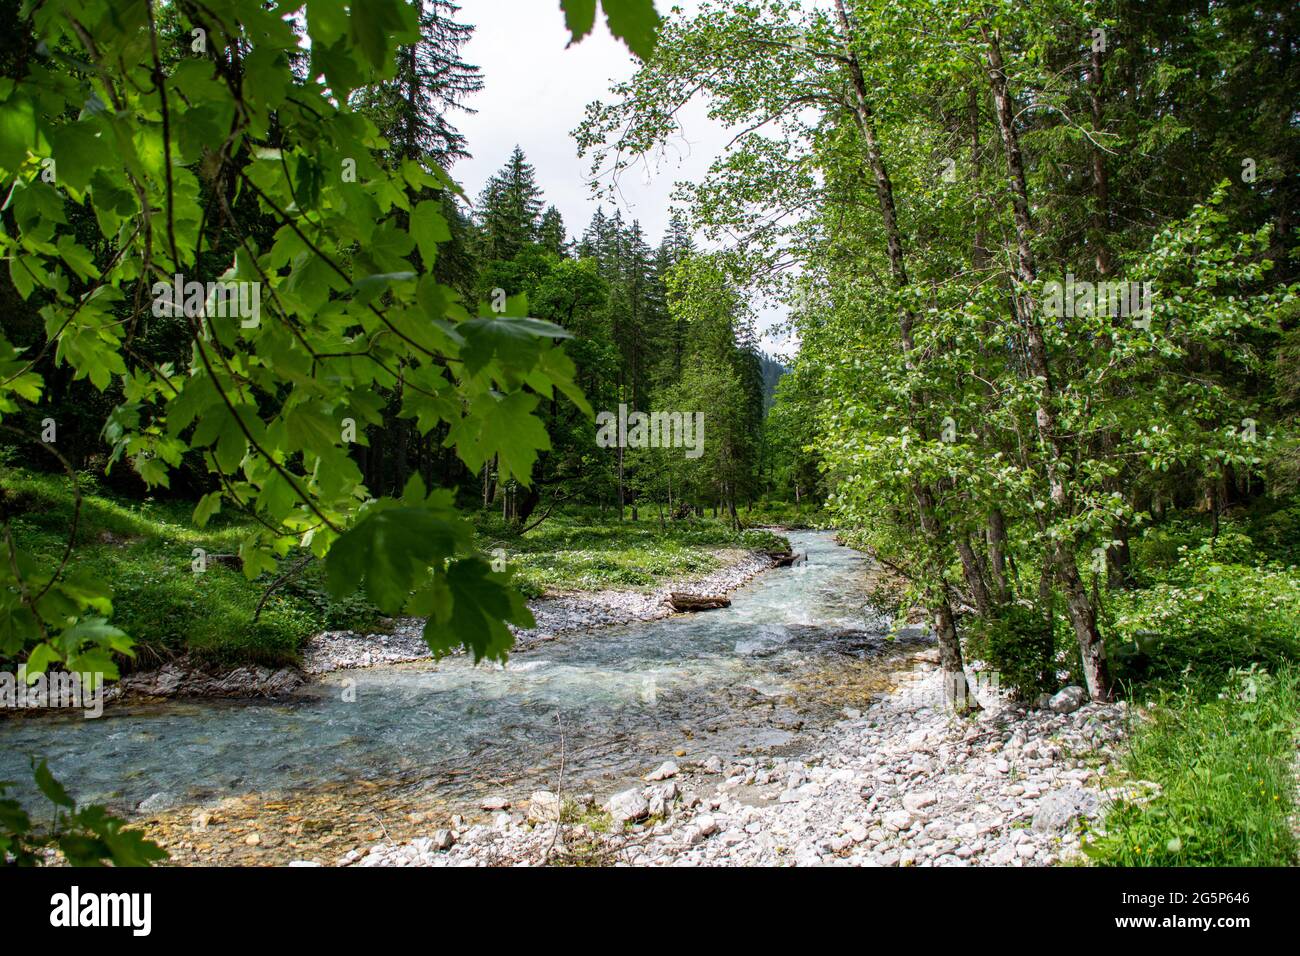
[346,655,1139,868]
[300,547,776,674]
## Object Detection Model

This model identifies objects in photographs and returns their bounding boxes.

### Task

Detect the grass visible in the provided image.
[737,499,830,529]
[475,509,788,598]
[1084,663,1300,867]
[1,469,382,670]
[3,468,789,670]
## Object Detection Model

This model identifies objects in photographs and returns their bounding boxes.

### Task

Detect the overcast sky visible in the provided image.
[447,0,796,357]
[451,0,719,248]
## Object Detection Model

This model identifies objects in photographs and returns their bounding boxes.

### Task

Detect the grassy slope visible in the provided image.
[1086,665,1300,866]
[1087,507,1300,867]
[3,470,379,669]
[3,469,785,670]
[476,510,787,598]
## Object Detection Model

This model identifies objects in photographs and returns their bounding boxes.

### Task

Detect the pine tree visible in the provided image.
[578,207,608,260]
[619,219,659,408]
[661,210,696,264]
[477,146,545,262]
[364,0,484,166]
[656,210,697,382]
[539,205,569,257]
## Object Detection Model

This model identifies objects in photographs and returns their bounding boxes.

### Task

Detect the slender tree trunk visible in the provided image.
[984,27,1111,700]
[1089,39,1133,590]
[617,442,625,522]
[837,0,976,710]
[1088,43,1112,277]
[986,509,1011,604]
[956,535,993,615]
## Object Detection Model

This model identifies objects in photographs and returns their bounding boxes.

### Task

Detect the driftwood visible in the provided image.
[667,592,731,612]
[764,550,806,567]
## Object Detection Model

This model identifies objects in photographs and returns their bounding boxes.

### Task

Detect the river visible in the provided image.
[0,531,925,823]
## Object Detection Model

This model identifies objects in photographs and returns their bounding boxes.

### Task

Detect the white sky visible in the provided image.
[452,0,718,247]
[449,0,795,357]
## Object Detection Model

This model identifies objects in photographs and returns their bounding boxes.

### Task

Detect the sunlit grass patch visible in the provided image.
[475,508,786,596]
[1084,664,1300,867]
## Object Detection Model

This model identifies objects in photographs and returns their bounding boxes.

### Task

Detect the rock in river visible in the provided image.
[645,760,680,782]
[527,790,562,823]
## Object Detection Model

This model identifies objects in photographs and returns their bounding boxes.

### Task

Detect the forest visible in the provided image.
[0,0,1297,876]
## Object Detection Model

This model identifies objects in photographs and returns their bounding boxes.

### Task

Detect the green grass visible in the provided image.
[476,509,788,598]
[1105,529,1300,694]
[1084,663,1300,867]
[738,499,830,529]
[1,469,381,670]
[3,469,789,669]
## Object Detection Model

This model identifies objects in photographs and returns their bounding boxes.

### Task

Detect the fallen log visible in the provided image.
[667,592,731,612]
[764,550,806,567]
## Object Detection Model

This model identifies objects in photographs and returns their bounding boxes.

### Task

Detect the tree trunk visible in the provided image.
[617,442,625,522]
[956,534,993,615]
[1088,42,1112,277]
[836,0,975,710]
[986,509,1011,604]
[933,600,977,712]
[984,26,1110,700]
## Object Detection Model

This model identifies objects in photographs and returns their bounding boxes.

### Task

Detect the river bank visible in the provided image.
[301,546,777,674]
[95,546,779,703]
[8,530,1139,868]
[349,658,1134,868]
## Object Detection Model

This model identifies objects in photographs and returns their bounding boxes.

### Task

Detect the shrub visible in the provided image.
[1248,501,1300,565]
[968,602,1057,700]
[1107,538,1300,692]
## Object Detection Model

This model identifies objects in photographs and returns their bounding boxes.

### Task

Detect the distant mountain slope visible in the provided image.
[759,352,787,413]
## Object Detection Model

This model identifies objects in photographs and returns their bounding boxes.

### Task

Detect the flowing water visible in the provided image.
[0,532,924,815]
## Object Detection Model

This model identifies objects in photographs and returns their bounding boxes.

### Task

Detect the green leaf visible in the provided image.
[459,316,572,375]
[410,199,450,267]
[562,0,598,45]
[25,643,59,677]
[69,804,168,866]
[421,558,533,663]
[285,401,342,458]
[8,255,34,300]
[0,92,35,174]
[451,389,551,484]
[46,121,100,192]
[325,504,470,614]
[600,0,661,59]
[193,491,223,528]
[33,759,74,810]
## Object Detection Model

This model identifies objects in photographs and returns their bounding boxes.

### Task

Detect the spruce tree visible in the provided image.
[477,146,545,262]
[539,205,569,257]
[363,0,484,166]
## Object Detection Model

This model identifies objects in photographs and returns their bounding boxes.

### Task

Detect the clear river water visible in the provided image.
[0,531,920,816]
